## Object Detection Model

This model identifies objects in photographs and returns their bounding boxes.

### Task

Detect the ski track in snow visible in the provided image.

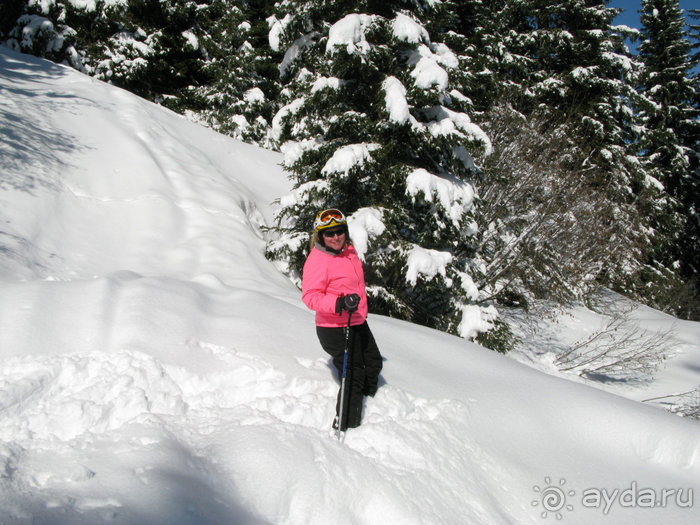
[1,48,698,525]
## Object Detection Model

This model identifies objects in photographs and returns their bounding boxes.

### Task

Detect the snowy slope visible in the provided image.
[0,48,698,525]
[505,293,700,412]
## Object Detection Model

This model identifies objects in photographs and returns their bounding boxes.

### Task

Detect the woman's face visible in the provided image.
[322,227,346,252]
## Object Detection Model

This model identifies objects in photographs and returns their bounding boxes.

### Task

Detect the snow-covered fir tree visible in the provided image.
[0,0,85,69]
[432,0,503,113]
[1,0,215,112]
[265,1,496,340]
[195,0,281,145]
[639,0,695,199]
[0,0,277,126]
[465,0,656,309]
[636,0,699,317]
[687,8,700,316]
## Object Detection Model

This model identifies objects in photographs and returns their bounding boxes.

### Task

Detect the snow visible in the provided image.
[279,32,317,78]
[458,304,497,340]
[347,208,386,261]
[425,106,492,153]
[182,30,199,51]
[326,14,375,55]
[15,15,63,53]
[407,45,449,90]
[67,0,98,10]
[267,14,292,52]
[320,143,379,177]
[279,138,321,167]
[391,13,429,45]
[32,0,127,12]
[244,87,265,104]
[405,246,453,286]
[310,76,343,94]
[278,179,329,209]
[431,42,459,69]
[603,50,635,72]
[381,76,413,125]
[380,76,491,155]
[644,173,666,191]
[571,66,594,80]
[458,271,480,301]
[1,48,699,525]
[612,24,640,36]
[405,168,475,225]
[270,97,305,142]
[449,88,470,103]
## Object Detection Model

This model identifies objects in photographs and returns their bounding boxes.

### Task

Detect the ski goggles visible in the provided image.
[314,208,346,231]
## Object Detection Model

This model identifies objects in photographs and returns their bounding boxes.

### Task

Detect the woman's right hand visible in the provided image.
[335,293,360,313]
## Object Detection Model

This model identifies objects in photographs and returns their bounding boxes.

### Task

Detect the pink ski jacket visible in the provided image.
[302,243,368,327]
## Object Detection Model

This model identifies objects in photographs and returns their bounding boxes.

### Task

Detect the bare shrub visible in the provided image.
[475,104,642,305]
[643,388,700,420]
[554,307,674,381]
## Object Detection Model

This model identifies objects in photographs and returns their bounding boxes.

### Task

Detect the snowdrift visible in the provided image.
[0,48,698,525]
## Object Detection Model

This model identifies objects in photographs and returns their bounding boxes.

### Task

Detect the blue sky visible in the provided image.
[609,0,696,32]
[609,0,644,31]
[608,0,698,69]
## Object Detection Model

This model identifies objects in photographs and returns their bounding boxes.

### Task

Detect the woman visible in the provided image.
[301,208,383,431]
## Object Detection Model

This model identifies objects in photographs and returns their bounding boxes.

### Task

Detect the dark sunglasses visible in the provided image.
[322,228,346,238]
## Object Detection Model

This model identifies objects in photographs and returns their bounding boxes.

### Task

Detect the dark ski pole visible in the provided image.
[336,309,354,440]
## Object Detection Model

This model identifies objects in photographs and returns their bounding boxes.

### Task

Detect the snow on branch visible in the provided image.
[407,45,449,90]
[405,246,453,286]
[458,304,498,340]
[280,32,318,77]
[310,76,344,93]
[271,98,305,143]
[280,138,322,167]
[326,14,376,55]
[382,76,414,125]
[267,14,292,52]
[279,179,329,209]
[348,208,386,261]
[321,143,380,177]
[391,13,430,44]
[405,168,475,226]
[423,106,492,152]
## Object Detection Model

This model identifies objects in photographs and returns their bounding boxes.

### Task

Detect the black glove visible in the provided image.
[335,293,360,314]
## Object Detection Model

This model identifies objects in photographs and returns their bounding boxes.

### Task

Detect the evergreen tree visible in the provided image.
[687,10,700,309]
[1,0,84,69]
[690,9,700,70]
[682,9,700,320]
[468,0,654,307]
[437,0,503,113]
[196,0,282,145]
[637,0,699,318]
[494,0,640,182]
[265,1,496,340]
[638,0,694,198]
[87,0,217,113]
[1,1,218,112]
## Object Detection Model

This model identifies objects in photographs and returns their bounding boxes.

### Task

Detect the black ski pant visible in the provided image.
[316,321,383,430]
